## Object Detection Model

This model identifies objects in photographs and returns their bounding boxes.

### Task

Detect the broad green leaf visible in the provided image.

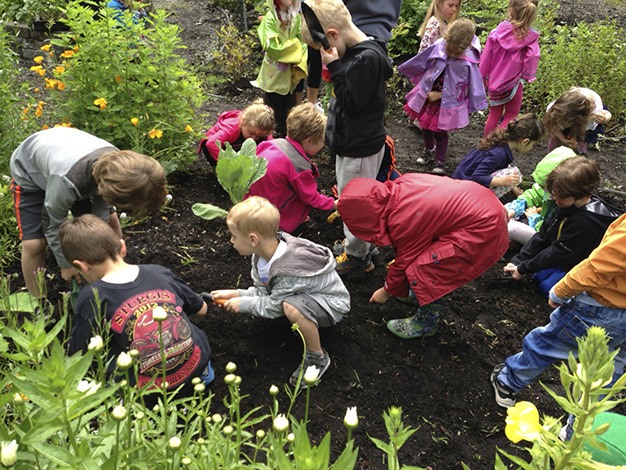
[191,203,228,220]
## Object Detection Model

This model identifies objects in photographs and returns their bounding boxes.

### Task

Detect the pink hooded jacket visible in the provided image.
[247,137,334,233]
[337,175,509,305]
[198,110,242,164]
[480,21,540,98]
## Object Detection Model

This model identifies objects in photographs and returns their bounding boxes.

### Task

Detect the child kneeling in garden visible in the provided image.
[61,215,213,403]
[247,102,336,233]
[210,197,350,387]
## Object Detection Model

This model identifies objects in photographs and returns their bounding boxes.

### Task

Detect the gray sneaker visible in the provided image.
[491,363,517,408]
[332,239,382,264]
[289,349,331,388]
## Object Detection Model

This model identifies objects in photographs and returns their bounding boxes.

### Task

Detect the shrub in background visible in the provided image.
[0,0,66,25]
[31,2,205,173]
[207,23,259,88]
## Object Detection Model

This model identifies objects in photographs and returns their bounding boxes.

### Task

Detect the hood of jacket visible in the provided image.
[490,21,539,51]
[269,232,335,277]
[337,179,393,247]
[531,146,577,188]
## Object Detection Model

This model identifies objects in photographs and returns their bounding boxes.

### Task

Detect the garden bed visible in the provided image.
[7,0,626,467]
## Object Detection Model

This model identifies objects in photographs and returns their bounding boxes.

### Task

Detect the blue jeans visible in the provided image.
[499,298,626,392]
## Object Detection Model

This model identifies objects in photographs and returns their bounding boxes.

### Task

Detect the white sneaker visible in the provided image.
[416,157,428,165]
[432,165,445,175]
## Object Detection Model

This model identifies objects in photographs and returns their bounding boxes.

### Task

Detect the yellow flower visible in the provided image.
[44,78,57,90]
[34,87,40,93]
[505,401,542,444]
[53,66,65,75]
[33,56,44,64]
[60,50,75,59]
[57,81,66,91]
[148,128,163,139]
[30,65,45,76]
[73,45,79,52]
[185,124,193,132]
[130,117,139,126]
[54,122,72,128]
[42,124,49,130]
[93,98,108,110]
[22,107,30,115]
[35,107,43,117]
[38,101,45,106]
[40,44,52,51]
[115,75,122,84]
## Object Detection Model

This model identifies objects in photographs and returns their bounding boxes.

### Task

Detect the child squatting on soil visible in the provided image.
[503,156,621,297]
[300,0,394,276]
[451,112,543,198]
[492,212,626,415]
[543,88,594,153]
[399,18,487,174]
[198,99,275,166]
[210,197,350,387]
[247,102,336,233]
[60,214,214,406]
[337,174,509,339]
[10,127,167,299]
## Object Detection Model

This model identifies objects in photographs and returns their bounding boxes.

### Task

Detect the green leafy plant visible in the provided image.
[388,0,428,59]
[0,0,67,25]
[369,406,421,470]
[26,1,205,173]
[208,23,260,87]
[192,138,267,220]
[495,326,626,469]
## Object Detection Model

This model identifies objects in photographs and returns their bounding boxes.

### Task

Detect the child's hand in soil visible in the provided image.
[370,287,391,304]
[503,263,522,280]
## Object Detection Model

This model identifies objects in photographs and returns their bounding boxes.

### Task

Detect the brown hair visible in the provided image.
[419,0,463,37]
[227,196,280,239]
[508,0,538,39]
[545,156,600,200]
[286,103,326,144]
[479,113,544,149]
[444,18,475,58]
[92,150,167,217]
[60,214,122,265]
[240,99,275,134]
[543,90,593,141]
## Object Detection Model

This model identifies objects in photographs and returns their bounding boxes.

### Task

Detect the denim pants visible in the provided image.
[499,298,626,392]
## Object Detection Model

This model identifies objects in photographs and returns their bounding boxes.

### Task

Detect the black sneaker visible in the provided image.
[289,349,331,389]
[335,252,375,275]
[491,363,517,408]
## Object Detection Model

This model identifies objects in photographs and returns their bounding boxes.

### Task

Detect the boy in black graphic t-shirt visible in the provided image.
[60,214,213,400]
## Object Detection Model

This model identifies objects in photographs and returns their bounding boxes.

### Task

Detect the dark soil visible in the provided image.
[8,1,626,468]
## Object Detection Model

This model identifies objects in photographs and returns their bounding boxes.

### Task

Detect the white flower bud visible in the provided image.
[119,212,127,220]
[181,456,191,465]
[197,438,205,445]
[304,365,320,385]
[111,404,127,421]
[77,379,101,396]
[116,352,133,370]
[88,335,104,351]
[343,406,358,429]
[12,393,24,404]
[287,432,295,442]
[256,430,266,439]
[225,362,237,373]
[224,373,236,385]
[129,349,140,358]
[212,413,222,423]
[269,385,279,396]
[0,440,18,467]
[168,436,182,450]
[135,411,145,420]
[234,375,242,385]
[191,377,201,385]
[223,425,234,435]
[165,194,173,204]
[152,306,168,322]
[194,383,206,393]
[273,414,289,433]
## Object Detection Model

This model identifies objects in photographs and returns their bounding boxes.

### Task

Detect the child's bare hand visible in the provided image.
[502,174,521,187]
[503,263,522,280]
[320,46,339,65]
[223,297,241,313]
[61,267,81,284]
[524,206,539,218]
[427,91,442,102]
[507,209,516,220]
[210,290,240,306]
[370,287,391,304]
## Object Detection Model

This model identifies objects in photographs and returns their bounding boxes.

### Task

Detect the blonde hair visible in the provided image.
[287,103,326,143]
[419,0,463,38]
[301,0,353,46]
[227,196,280,239]
[508,0,538,39]
[60,214,122,265]
[240,99,275,133]
[444,18,474,58]
[92,150,167,218]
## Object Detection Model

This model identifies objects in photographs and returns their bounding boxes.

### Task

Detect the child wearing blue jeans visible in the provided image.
[492,212,626,410]
[61,214,213,404]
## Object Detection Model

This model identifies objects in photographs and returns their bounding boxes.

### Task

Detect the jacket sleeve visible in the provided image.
[522,40,540,83]
[418,16,440,53]
[467,61,488,113]
[466,148,507,187]
[397,50,430,84]
[553,219,626,300]
[519,183,544,208]
[512,222,551,274]
[203,120,239,162]
[238,275,302,319]
[258,15,305,64]
[479,34,494,80]
[290,172,335,210]
[328,51,380,114]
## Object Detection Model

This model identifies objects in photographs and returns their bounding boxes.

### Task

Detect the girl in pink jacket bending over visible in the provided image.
[480,0,540,137]
[199,99,275,166]
[247,103,336,233]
